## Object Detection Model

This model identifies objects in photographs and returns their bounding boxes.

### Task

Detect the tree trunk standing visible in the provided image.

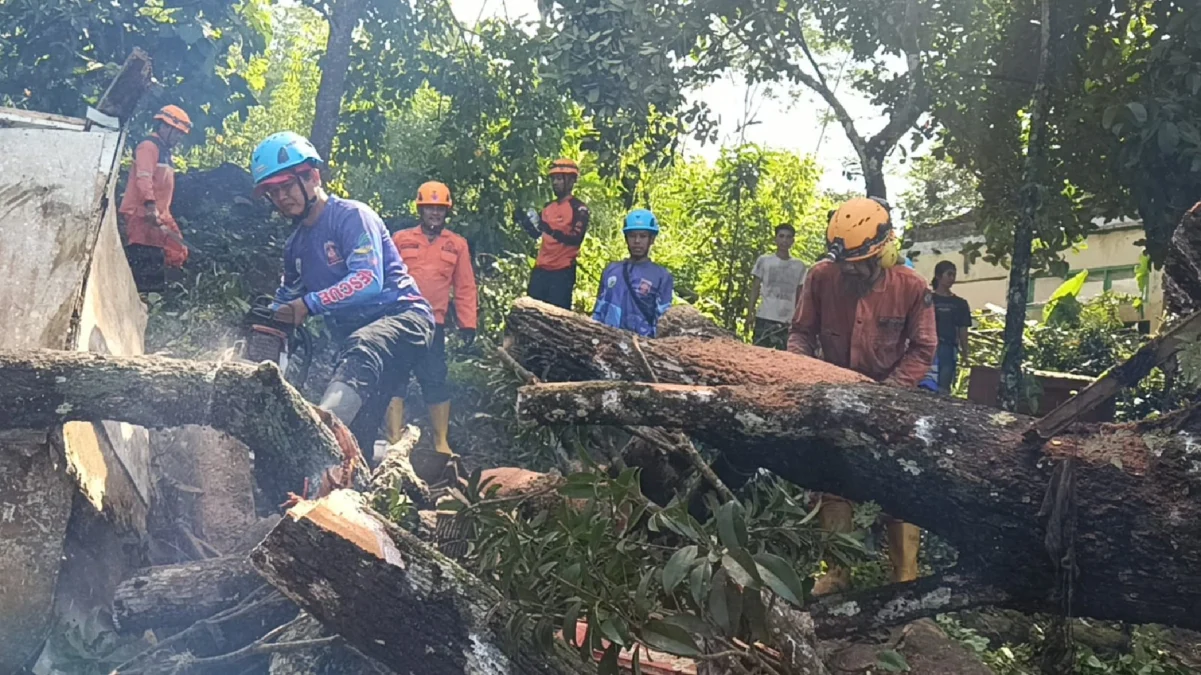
[998,0,1054,411]
[1164,204,1201,318]
[309,0,366,165]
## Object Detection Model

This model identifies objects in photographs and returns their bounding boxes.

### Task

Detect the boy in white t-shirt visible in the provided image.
[747,224,808,350]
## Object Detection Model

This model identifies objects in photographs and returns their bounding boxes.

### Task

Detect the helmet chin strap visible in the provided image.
[293,177,317,226]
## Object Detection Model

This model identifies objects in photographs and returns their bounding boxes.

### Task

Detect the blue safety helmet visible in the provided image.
[623,209,660,234]
[251,132,323,189]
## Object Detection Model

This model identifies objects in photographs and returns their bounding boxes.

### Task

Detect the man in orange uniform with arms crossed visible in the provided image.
[788,197,936,594]
[515,158,590,309]
[119,105,192,275]
[386,181,478,484]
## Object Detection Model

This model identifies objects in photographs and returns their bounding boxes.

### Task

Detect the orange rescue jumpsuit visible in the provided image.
[788,260,936,384]
[391,228,478,329]
[788,260,936,587]
[118,135,188,268]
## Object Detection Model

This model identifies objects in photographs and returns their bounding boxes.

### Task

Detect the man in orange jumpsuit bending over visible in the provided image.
[788,196,936,594]
[119,105,192,276]
[386,181,478,483]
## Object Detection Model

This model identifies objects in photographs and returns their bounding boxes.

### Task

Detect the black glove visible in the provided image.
[514,207,544,239]
[460,328,477,345]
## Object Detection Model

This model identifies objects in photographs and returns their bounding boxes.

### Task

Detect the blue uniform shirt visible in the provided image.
[593,259,674,337]
[273,196,433,338]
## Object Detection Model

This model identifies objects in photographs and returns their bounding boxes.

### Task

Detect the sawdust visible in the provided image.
[479,467,558,497]
[665,338,872,387]
[1048,424,1150,476]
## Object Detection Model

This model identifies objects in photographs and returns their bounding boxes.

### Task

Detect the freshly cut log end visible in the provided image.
[251,490,591,674]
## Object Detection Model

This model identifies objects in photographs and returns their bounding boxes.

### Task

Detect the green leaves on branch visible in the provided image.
[449,467,830,664]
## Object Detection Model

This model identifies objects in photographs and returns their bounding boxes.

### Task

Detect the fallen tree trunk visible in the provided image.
[0,350,358,503]
[113,555,262,634]
[516,379,1201,632]
[506,298,870,387]
[251,490,594,674]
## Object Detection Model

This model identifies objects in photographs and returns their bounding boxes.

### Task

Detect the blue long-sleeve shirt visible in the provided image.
[274,196,432,338]
[592,259,674,337]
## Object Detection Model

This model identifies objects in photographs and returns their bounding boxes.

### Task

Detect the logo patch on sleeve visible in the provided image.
[324,241,344,266]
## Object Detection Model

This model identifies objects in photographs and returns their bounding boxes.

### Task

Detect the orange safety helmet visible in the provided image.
[154,105,192,134]
[416,181,453,208]
[826,197,896,264]
[548,158,580,176]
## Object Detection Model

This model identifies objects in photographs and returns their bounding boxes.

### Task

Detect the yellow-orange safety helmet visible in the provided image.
[416,181,452,208]
[548,158,580,176]
[826,197,898,267]
[154,105,192,134]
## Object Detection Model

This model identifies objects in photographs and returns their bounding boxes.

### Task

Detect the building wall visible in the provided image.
[908,225,1163,328]
[0,111,149,672]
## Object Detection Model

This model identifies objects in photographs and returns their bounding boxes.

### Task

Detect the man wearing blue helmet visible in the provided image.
[592,209,674,337]
[251,132,444,479]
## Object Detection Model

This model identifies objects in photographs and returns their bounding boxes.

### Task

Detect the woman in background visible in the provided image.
[931,261,971,393]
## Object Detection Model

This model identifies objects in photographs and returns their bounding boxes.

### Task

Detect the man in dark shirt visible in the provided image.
[931,261,972,393]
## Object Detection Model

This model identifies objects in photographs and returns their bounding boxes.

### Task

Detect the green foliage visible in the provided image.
[535,0,719,174]
[0,0,271,129]
[447,468,861,667]
[899,154,981,228]
[1062,2,1201,264]
[1043,270,1089,324]
[186,5,325,170]
[576,146,831,335]
[939,616,1194,675]
[966,292,1166,422]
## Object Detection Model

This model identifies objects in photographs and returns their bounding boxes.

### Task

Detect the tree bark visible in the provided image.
[250,490,595,674]
[505,298,870,387]
[0,350,361,504]
[1164,203,1201,318]
[515,379,1201,632]
[112,556,263,634]
[310,0,366,164]
[269,612,390,675]
[998,0,1054,411]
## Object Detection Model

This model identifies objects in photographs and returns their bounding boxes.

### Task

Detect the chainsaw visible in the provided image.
[243,296,313,387]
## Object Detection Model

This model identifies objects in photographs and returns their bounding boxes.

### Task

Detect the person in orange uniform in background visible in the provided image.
[386,181,478,479]
[788,196,936,594]
[515,158,590,309]
[119,105,192,272]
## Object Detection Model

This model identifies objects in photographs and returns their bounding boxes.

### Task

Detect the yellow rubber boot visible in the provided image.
[812,494,855,595]
[887,521,922,583]
[384,397,406,444]
[428,401,454,456]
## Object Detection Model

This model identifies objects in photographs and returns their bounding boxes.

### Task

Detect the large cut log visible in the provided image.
[251,489,594,674]
[516,379,1201,632]
[0,350,360,503]
[112,556,263,634]
[506,297,870,386]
